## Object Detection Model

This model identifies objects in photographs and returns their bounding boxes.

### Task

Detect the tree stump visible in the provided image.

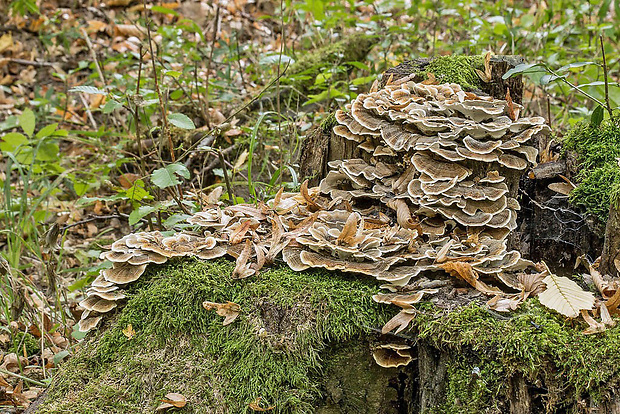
[299,55,525,186]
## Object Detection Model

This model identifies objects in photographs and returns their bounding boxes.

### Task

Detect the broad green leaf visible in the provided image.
[36,141,59,162]
[19,108,36,137]
[152,5,179,16]
[69,85,106,95]
[346,61,371,71]
[102,100,123,114]
[151,163,190,189]
[53,350,70,365]
[129,205,160,225]
[540,73,567,85]
[590,105,604,127]
[557,61,596,72]
[0,132,28,152]
[163,70,182,79]
[124,179,151,201]
[502,63,541,79]
[168,113,195,130]
[35,123,58,139]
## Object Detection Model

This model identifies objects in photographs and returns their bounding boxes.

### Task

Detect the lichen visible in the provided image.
[563,119,620,222]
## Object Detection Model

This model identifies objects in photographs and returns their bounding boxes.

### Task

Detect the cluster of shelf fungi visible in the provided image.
[80,77,578,369]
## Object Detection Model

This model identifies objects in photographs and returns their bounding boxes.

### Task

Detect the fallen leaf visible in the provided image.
[161,393,187,408]
[581,309,606,334]
[122,324,135,339]
[538,274,595,318]
[439,261,502,295]
[203,301,241,326]
[548,182,574,196]
[505,88,517,121]
[381,309,416,334]
[249,397,275,411]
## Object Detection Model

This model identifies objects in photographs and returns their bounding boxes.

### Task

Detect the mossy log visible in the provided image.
[33,259,620,413]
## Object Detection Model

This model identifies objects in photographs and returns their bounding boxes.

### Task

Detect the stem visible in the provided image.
[134,45,147,177]
[143,0,175,162]
[599,35,614,119]
[276,0,284,187]
[218,148,236,205]
[0,368,47,387]
[204,5,220,128]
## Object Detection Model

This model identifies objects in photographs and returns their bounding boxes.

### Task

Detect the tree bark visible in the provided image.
[601,203,620,278]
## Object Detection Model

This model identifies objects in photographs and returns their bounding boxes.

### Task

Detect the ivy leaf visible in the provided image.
[168,113,195,130]
[128,205,160,226]
[19,109,36,137]
[151,163,190,189]
[590,105,604,127]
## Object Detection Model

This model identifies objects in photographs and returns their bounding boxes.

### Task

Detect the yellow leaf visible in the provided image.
[122,324,135,340]
[249,397,275,411]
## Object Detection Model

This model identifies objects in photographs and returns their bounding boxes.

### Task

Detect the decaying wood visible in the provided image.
[601,204,620,278]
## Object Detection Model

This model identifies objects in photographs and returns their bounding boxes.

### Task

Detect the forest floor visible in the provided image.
[0,0,619,411]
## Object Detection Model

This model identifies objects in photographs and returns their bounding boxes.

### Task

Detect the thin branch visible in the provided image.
[599,35,614,118]
[204,5,220,128]
[177,62,290,163]
[143,0,175,162]
[218,148,236,205]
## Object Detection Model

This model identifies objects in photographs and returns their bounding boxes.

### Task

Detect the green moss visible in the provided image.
[320,112,337,133]
[10,332,40,356]
[412,300,620,411]
[424,55,485,90]
[38,259,390,414]
[563,120,620,221]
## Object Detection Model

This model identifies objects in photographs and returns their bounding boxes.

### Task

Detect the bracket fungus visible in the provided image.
[79,77,592,367]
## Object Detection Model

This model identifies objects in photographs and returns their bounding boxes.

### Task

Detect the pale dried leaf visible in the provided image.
[203,301,241,326]
[249,397,275,411]
[538,274,595,318]
[381,310,416,334]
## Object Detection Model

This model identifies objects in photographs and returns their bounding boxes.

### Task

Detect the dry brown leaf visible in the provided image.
[421,72,437,85]
[517,272,546,299]
[229,220,254,245]
[300,180,321,212]
[0,33,13,54]
[203,301,241,326]
[122,324,135,340]
[439,261,502,295]
[113,24,145,39]
[0,375,9,387]
[547,182,574,196]
[232,239,255,279]
[249,397,275,411]
[336,213,359,246]
[606,288,620,312]
[487,294,522,312]
[381,309,416,334]
[581,309,606,335]
[162,393,187,408]
[538,274,595,318]
[505,88,516,121]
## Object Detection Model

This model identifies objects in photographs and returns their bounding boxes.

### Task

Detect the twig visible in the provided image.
[143,0,174,163]
[599,35,614,119]
[80,29,106,86]
[7,58,55,68]
[204,144,237,172]
[133,45,147,177]
[218,148,235,205]
[61,214,128,231]
[78,93,97,130]
[204,5,221,128]
[177,62,290,163]
[276,0,285,186]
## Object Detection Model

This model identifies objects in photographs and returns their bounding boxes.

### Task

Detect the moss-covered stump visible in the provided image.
[35,260,620,413]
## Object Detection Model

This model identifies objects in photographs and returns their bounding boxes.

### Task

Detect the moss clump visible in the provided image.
[320,112,338,133]
[563,119,620,222]
[413,300,620,411]
[37,259,391,414]
[423,55,485,90]
[10,332,40,356]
